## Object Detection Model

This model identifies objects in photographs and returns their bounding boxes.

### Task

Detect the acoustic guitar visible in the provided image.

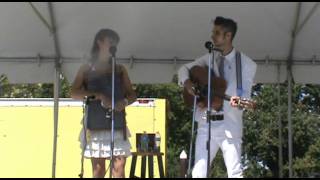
[183,66,256,111]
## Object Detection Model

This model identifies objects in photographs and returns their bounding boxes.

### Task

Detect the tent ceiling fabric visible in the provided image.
[0,2,319,84]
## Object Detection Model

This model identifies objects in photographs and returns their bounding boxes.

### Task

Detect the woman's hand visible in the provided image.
[97,93,112,109]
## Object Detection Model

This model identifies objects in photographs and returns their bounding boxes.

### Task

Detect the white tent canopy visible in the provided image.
[0,2,319,178]
[0,2,319,84]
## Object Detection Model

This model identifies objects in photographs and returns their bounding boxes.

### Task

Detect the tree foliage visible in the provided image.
[0,73,319,177]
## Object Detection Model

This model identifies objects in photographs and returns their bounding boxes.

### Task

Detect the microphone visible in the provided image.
[109,46,117,57]
[205,41,213,51]
[204,41,222,53]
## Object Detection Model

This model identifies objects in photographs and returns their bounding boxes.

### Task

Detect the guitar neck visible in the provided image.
[222,94,247,102]
[210,92,232,101]
[223,94,231,101]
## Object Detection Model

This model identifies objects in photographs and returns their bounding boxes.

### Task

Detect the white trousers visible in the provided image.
[192,122,243,178]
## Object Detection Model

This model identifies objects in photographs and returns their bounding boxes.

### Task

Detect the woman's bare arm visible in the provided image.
[121,65,137,105]
[70,64,100,100]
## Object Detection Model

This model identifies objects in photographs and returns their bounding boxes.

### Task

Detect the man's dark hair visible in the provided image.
[214,16,237,41]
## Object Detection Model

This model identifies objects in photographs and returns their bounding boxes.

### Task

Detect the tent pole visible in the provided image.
[295,2,320,35]
[28,2,53,33]
[287,2,302,177]
[277,64,283,178]
[48,2,62,178]
[52,64,60,178]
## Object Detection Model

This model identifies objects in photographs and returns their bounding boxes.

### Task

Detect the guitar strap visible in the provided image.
[235,51,243,97]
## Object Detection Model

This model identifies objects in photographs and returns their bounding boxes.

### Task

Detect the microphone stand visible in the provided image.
[187,93,198,177]
[79,95,94,178]
[206,42,214,178]
[109,46,117,178]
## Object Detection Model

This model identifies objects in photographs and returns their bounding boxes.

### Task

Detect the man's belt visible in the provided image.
[209,114,224,121]
[209,111,224,121]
